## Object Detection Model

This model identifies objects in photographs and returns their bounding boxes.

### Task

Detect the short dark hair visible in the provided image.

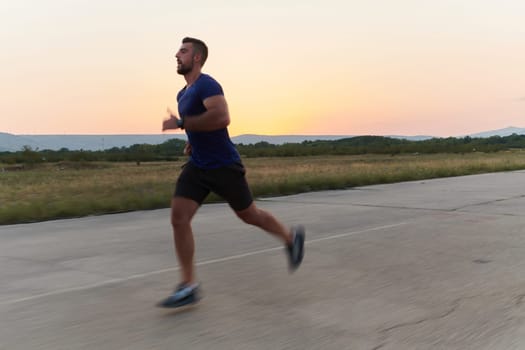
[182,37,208,66]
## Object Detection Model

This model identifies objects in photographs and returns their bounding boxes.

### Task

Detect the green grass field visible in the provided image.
[1,152,525,225]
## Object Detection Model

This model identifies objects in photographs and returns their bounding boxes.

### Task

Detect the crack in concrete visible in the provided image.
[514,294,525,306]
[452,194,525,213]
[382,299,461,334]
[371,290,525,350]
[260,191,525,218]
[372,298,462,350]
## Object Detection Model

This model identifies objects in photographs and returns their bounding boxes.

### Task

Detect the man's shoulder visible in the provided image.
[196,73,223,97]
[197,73,220,85]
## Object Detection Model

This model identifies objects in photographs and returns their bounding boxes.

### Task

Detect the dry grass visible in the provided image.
[2,152,525,224]
[0,161,185,224]
[243,152,525,196]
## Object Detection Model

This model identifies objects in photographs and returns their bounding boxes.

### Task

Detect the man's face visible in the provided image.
[175,43,195,75]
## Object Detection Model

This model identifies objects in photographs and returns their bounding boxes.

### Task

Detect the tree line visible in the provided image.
[237,134,525,157]
[1,134,525,165]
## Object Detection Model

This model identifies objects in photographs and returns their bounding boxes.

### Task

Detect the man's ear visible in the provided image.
[193,53,202,64]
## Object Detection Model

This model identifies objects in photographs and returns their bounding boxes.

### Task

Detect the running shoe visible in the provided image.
[157,283,200,308]
[287,225,305,271]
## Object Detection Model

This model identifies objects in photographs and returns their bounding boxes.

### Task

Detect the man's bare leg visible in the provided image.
[235,202,293,245]
[157,197,201,308]
[235,202,305,271]
[170,197,200,285]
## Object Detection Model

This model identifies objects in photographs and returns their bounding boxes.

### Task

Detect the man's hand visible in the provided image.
[183,142,192,155]
[162,107,182,131]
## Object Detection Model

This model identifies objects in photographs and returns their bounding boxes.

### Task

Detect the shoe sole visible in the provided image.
[157,294,200,308]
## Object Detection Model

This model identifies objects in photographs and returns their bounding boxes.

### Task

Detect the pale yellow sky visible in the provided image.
[1,0,524,137]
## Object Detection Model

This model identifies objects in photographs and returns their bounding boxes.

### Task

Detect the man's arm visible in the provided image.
[183,95,230,132]
[162,95,230,132]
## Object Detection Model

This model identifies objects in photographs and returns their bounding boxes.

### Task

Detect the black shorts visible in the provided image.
[174,161,253,211]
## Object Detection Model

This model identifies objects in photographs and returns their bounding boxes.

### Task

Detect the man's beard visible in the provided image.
[177,62,193,75]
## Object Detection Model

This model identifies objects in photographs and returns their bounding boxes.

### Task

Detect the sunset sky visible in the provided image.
[1,0,524,137]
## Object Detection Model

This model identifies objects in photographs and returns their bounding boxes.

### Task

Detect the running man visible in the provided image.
[158,37,305,308]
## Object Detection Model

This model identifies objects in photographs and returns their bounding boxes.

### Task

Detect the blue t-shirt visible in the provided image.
[177,74,241,169]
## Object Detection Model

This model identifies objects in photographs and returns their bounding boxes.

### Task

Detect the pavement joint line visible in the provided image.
[196,222,407,267]
[305,222,407,244]
[1,221,408,307]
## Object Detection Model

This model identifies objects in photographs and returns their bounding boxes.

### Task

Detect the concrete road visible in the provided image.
[2,171,525,350]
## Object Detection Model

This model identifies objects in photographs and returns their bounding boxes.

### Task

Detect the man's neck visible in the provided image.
[184,69,202,87]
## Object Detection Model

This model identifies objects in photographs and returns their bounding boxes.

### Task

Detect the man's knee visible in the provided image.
[236,204,262,226]
[170,197,199,229]
[171,211,191,229]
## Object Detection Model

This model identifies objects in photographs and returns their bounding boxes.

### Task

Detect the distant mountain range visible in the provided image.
[465,126,525,138]
[1,126,524,152]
